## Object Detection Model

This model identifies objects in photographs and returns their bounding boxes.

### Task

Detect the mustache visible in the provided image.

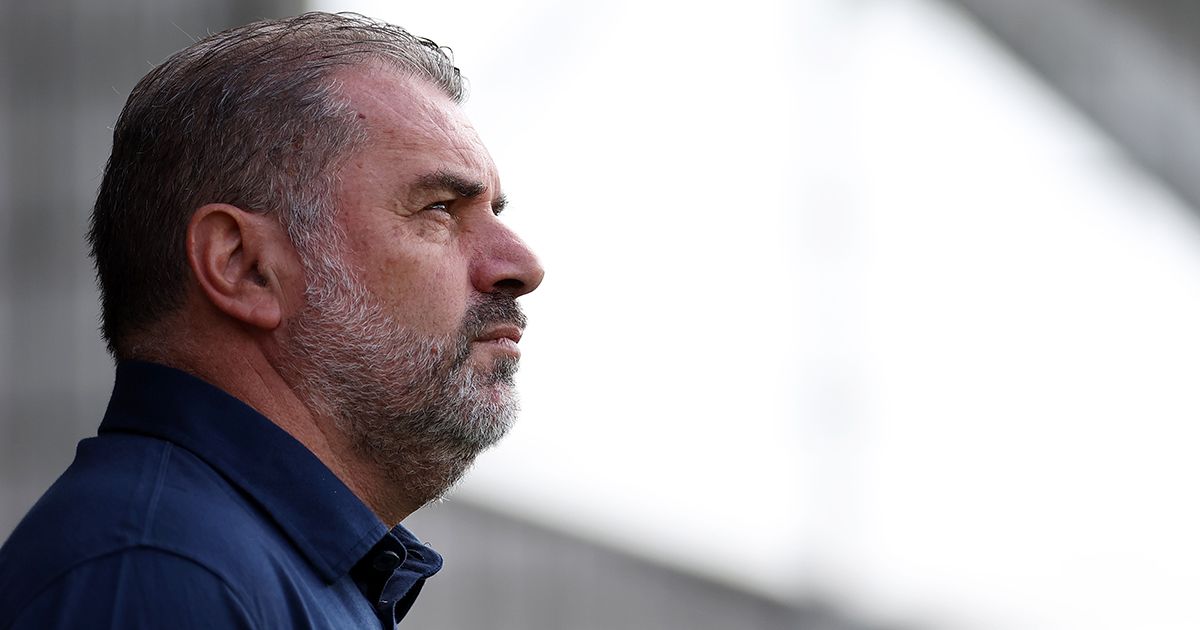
[442,293,526,375]
[461,293,527,340]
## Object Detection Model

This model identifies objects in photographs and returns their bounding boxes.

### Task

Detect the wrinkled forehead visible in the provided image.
[334,64,499,186]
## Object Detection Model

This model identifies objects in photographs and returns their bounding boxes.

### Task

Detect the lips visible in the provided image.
[474,324,523,345]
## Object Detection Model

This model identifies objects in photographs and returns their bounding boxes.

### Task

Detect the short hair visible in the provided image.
[87,12,465,358]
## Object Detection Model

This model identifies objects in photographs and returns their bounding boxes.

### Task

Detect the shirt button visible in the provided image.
[371,550,402,572]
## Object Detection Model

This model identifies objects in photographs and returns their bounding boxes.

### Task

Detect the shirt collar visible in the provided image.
[98,360,441,584]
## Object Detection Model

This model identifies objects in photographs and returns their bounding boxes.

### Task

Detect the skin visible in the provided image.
[329,67,541,386]
[166,65,543,525]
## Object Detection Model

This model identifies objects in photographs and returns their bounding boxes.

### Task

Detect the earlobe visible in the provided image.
[187,204,285,331]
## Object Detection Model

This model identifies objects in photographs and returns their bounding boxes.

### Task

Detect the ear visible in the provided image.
[186,203,289,331]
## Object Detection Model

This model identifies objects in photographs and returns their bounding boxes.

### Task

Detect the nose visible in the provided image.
[471,223,544,298]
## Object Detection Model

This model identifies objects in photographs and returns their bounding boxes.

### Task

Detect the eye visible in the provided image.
[423,200,453,213]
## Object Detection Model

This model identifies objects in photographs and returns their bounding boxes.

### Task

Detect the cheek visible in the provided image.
[342,215,474,333]
[363,248,473,334]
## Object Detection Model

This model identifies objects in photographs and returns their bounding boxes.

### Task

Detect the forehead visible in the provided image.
[335,65,497,185]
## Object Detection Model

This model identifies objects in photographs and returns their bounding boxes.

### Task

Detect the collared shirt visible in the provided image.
[0,361,442,629]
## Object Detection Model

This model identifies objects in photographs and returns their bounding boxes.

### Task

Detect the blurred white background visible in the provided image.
[315,0,1200,628]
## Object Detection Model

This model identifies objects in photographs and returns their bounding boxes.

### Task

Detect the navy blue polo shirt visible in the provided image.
[0,361,442,629]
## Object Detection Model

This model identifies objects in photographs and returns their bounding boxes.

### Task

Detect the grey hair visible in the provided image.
[87,12,465,358]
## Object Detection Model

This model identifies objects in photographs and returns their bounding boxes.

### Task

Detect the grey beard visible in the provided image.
[277,238,524,509]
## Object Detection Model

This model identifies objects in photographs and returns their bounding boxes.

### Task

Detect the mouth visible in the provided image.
[472,324,524,356]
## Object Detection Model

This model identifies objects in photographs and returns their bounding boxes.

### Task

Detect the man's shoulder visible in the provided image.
[0,432,304,626]
[3,546,258,630]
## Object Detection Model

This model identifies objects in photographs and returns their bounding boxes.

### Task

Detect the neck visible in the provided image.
[151,332,423,526]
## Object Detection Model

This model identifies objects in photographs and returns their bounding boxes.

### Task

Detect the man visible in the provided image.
[0,11,542,629]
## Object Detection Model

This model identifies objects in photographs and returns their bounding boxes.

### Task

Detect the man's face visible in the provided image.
[277,66,543,503]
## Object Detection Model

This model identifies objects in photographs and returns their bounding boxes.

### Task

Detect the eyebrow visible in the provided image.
[413,170,507,214]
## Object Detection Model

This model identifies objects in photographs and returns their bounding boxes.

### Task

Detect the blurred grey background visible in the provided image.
[4,1,1200,628]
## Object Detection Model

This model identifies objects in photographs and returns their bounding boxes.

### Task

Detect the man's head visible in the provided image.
[88,13,543,511]
[88,12,465,356]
